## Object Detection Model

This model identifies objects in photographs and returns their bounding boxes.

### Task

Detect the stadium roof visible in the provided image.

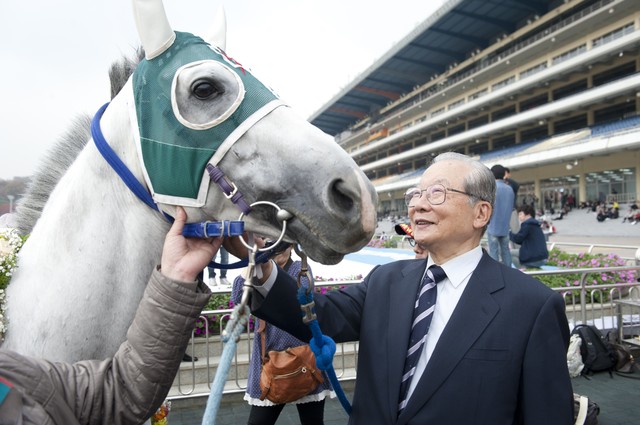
[309,0,558,136]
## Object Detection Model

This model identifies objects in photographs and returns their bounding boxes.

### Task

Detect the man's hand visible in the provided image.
[161,206,222,282]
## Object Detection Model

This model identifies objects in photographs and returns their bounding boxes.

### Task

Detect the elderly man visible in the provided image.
[241,152,573,425]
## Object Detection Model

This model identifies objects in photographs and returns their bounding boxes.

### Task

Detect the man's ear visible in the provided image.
[473,201,492,230]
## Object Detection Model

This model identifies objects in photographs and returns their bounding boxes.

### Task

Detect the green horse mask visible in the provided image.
[131,31,283,206]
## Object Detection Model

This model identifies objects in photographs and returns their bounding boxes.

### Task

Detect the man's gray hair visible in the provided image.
[431,152,495,209]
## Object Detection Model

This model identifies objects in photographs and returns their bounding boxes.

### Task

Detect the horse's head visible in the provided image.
[115,0,377,264]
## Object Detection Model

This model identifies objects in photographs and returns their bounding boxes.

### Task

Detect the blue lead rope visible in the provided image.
[201,304,251,425]
[297,286,353,415]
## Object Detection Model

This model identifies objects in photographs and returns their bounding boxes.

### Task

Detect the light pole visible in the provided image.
[7,195,14,213]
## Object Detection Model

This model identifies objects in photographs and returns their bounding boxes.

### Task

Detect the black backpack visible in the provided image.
[571,324,616,375]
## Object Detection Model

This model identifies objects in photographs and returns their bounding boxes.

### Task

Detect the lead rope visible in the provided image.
[201,241,257,425]
[295,246,353,415]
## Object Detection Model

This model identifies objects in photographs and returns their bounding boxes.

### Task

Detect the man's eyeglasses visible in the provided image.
[404,184,479,207]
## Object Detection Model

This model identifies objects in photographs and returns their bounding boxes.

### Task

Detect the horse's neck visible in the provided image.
[26,93,169,284]
[26,151,168,281]
[6,93,171,360]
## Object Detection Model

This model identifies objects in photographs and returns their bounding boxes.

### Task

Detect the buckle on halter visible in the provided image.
[300,301,317,324]
[202,221,213,238]
[223,182,238,199]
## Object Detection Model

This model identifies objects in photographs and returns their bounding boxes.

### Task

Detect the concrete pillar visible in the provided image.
[579,173,587,206]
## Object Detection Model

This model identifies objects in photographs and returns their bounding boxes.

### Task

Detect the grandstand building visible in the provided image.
[309,0,640,216]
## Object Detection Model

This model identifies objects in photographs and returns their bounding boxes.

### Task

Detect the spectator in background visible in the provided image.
[395,223,428,259]
[622,201,639,223]
[487,164,515,267]
[503,167,519,207]
[596,203,608,222]
[207,246,230,286]
[509,204,548,269]
[611,200,620,219]
[504,167,520,234]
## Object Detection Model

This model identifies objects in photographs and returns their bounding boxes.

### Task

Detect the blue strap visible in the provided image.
[297,287,353,415]
[182,220,245,238]
[92,103,162,213]
[207,250,273,270]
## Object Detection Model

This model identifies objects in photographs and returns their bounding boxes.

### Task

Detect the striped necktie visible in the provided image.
[398,265,447,412]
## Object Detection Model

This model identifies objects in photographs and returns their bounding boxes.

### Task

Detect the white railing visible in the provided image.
[545,241,639,264]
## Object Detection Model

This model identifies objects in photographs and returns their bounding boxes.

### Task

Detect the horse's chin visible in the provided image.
[299,240,345,265]
[285,220,348,265]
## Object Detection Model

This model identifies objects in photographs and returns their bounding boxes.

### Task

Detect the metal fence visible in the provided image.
[169,263,640,400]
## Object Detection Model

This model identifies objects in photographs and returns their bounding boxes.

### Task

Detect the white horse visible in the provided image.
[3,0,377,362]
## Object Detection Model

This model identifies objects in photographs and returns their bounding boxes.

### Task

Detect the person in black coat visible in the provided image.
[509,204,549,268]
[230,153,572,425]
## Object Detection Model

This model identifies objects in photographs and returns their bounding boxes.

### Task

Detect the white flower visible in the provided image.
[0,238,12,257]
[0,228,24,342]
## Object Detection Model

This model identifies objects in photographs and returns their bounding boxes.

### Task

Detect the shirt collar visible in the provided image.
[427,245,482,288]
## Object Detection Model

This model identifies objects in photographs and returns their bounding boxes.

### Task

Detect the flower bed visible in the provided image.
[533,248,637,302]
[0,228,26,341]
[194,293,236,337]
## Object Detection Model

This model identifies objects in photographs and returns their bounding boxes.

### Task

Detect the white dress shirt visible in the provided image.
[405,245,483,401]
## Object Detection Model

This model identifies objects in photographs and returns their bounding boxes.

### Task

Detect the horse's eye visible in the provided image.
[192,81,222,100]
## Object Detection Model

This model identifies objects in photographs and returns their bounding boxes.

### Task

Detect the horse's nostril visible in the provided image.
[330,179,355,212]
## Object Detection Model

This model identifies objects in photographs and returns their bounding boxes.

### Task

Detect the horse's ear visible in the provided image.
[132,0,176,59]
[206,5,227,50]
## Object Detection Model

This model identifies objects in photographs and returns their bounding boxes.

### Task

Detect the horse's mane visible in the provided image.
[16,49,144,235]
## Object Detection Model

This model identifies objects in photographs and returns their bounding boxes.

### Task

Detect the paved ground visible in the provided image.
[171,370,640,425]
[169,383,356,425]
[572,369,640,425]
[170,207,640,424]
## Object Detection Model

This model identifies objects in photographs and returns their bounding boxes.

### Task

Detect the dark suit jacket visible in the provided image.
[251,252,573,425]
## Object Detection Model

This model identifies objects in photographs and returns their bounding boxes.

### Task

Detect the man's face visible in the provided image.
[409,160,490,263]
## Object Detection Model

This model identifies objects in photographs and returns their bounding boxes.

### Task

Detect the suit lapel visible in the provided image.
[387,260,426,421]
[399,253,504,423]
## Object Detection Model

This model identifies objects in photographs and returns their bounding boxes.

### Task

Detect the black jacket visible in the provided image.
[509,217,549,263]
